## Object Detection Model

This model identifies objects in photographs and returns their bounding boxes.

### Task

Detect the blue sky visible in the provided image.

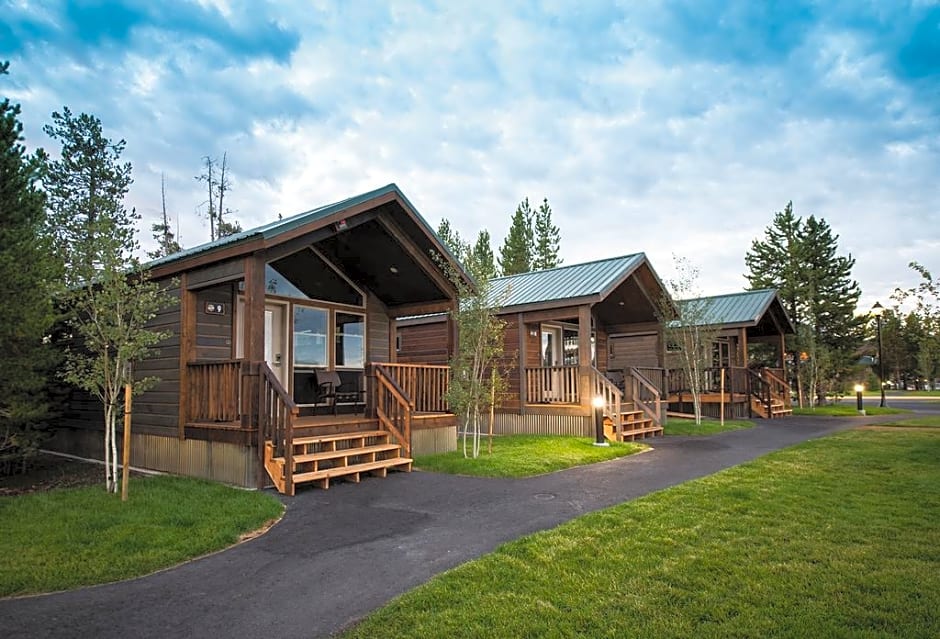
[3,0,938,309]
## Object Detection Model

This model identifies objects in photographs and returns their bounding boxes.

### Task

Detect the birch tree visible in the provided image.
[44,108,173,494]
[659,256,722,424]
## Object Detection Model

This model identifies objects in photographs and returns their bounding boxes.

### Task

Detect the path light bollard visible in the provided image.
[593,395,609,446]
[854,384,866,416]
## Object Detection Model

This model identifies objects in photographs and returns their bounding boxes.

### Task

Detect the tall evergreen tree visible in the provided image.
[44,109,172,494]
[436,218,467,258]
[0,61,61,470]
[532,197,561,271]
[498,198,534,275]
[745,202,863,405]
[468,229,496,280]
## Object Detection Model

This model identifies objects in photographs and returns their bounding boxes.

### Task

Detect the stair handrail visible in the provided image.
[374,364,412,456]
[591,367,623,439]
[257,362,299,494]
[627,367,662,429]
[746,368,771,418]
[762,368,792,410]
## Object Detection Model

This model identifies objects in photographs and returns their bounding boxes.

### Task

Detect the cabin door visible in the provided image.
[541,326,563,400]
[264,303,288,387]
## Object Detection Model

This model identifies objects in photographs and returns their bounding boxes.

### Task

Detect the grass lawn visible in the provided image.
[344,429,940,638]
[866,390,940,397]
[793,404,909,416]
[875,415,940,428]
[664,417,754,436]
[414,435,646,478]
[0,475,283,597]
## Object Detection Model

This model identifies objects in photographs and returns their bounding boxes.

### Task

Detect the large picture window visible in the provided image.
[293,306,328,367]
[335,312,365,368]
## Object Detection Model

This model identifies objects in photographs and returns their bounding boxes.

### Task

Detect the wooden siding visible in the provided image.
[195,284,234,360]
[367,292,391,363]
[396,321,449,364]
[609,333,661,369]
[595,328,609,371]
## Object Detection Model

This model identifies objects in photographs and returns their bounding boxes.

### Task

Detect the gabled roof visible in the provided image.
[680,289,795,333]
[146,183,463,274]
[489,254,648,309]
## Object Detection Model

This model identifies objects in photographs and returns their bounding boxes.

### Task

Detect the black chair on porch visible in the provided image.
[313,370,366,415]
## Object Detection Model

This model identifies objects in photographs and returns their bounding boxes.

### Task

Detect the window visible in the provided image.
[335,312,365,369]
[293,306,328,367]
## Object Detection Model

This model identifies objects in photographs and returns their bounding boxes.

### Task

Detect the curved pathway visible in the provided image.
[2,409,925,638]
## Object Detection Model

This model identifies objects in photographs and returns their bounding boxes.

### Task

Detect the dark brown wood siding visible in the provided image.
[595,327,609,372]
[194,284,234,361]
[397,321,450,364]
[499,316,522,408]
[609,333,661,369]
[132,282,184,435]
[367,293,391,363]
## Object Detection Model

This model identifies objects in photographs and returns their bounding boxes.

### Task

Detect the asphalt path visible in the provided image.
[1,407,931,639]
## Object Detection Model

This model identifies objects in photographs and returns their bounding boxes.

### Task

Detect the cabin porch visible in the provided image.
[666,366,793,420]
[184,360,455,494]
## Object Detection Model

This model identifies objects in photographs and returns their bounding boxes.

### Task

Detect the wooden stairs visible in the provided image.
[264,429,412,495]
[751,397,793,419]
[604,404,663,442]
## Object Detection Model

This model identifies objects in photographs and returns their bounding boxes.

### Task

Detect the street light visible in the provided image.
[871,302,886,408]
[592,395,609,447]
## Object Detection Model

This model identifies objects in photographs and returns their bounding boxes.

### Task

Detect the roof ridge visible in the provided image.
[681,288,777,302]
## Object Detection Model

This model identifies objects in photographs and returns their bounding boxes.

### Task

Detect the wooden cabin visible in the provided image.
[397,254,674,442]
[49,184,468,494]
[667,289,796,419]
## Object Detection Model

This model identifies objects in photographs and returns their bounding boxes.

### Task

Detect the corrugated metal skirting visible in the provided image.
[491,413,593,437]
[411,426,457,455]
[46,429,257,488]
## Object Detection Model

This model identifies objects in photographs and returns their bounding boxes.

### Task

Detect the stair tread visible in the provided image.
[621,425,662,434]
[279,443,400,464]
[290,430,388,446]
[293,457,413,483]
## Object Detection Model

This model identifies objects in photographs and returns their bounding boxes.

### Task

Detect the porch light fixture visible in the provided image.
[853,384,865,416]
[389,266,399,274]
[592,395,609,447]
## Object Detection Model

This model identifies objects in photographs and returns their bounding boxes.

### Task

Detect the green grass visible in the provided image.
[876,416,940,428]
[865,390,940,397]
[663,417,755,436]
[414,435,646,478]
[344,429,940,638]
[0,475,283,597]
[793,404,910,416]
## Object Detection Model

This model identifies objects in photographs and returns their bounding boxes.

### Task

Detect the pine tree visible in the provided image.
[532,198,561,271]
[745,203,863,405]
[0,61,62,470]
[436,218,467,258]
[44,109,173,494]
[196,151,241,241]
[468,229,496,280]
[498,198,534,275]
[148,173,181,259]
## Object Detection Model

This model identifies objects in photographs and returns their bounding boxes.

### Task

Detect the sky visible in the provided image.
[2,0,938,311]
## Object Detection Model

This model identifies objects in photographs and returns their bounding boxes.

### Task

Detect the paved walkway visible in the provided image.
[0,413,912,638]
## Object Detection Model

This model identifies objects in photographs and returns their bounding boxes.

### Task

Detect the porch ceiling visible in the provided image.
[594,274,660,325]
[314,205,451,308]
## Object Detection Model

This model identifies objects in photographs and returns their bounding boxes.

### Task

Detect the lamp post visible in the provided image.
[592,395,609,446]
[854,384,865,416]
[871,302,886,408]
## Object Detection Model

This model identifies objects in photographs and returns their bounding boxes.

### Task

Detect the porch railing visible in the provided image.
[374,364,412,456]
[763,368,792,410]
[258,362,299,493]
[626,367,662,429]
[667,366,750,396]
[187,360,244,422]
[591,367,623,437]
[525,365,580,404]
[377,362,450,413]
[630,366,667,397]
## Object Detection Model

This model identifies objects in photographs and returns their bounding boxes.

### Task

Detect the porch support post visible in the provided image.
[739,328,748,368]
[578,305,593,413]
[178,273,195,439]
[779,331,787,376]
[243,252,265,428]
[517,313,526,415]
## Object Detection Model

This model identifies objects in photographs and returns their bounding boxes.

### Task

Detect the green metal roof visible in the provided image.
[145,183,463,271]
[679,289,789,329]
[489,254,647,308]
